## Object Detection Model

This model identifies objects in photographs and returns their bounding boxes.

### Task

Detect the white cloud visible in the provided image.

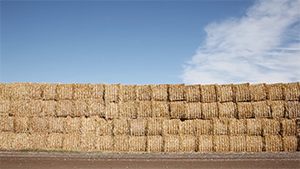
[182,0,300,85]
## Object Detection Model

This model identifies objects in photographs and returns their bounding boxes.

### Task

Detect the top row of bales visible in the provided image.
[0,82,299,103]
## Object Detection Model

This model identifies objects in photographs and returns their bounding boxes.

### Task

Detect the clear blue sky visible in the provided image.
[1,0,299,85]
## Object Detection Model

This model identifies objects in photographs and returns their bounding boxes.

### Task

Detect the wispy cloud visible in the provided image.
[182,0,300,84]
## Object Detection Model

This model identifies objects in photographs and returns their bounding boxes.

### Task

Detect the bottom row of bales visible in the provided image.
[0,132,298,152]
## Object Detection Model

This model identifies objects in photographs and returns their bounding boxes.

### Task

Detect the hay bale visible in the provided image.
[48,117,65,133]
[41,83,57,100]
[56,100,73,117]
[28,116,48,133]
[105,102,119,119]
[0,116,14,132]
[89,83,105,99]
[73,83,91,100]
[213,135,230,152]
[0,132,13,150]
[246,119,262,136]
[137,85,152,101]
[229,136,246,152]
[63,133,81,151]
[237,102,254,119]
[213,118,229,135]
[119,101,137,118]
[65,116,81,133]
[181,120,196,135]
[47,133,63,150]
[121,85,137,102]
[12,133,29,150]
[265,135,282,152]
[95,117,113,136]
[151,101,169,118]
[253,101,271,118]
[147,118,164,136]
[0,100,10,113]
[164,135,180,152]
[202,102,218,119]
[284,82,300,101]
[11,100,42,117]
[216,84,234,102]
[73,100,88,117]
[266,83,284,101]
[186,84,201,102]
[285,101,300,119]
[129,136,146,152]
[170,101,186,119]
[57,83,74,100]
[197,135,213,152]
[113,135,129,152]
[0,83,12,100]
[185,102,201,119]
[270,101,285,119]
[87,99,105,117]
[95,135,113,152]
[151,84,168,101]
[280,119,296,136]
[195,119,213,135]
[282,136,298,151]
[233,83,250,102]
[104,84,122,103]
[147,136,163,152]
[162,119,181,135]
[180,135,196,152]
[80,132,96,151]
[14,116,28,133]
[249,83,267,101]
[228,119,246,135]
[262,119,280,136]
[137,101,152,118]
[201,84,217,103]
[113,118,129,136]
[28,83,42,100]
[81,116,97,133]
[169,84,186,101]
[41,101,57,117]
[129,118,147,136]
[246,136,263,152]
[218,102,236,118]
[11,82,30,100]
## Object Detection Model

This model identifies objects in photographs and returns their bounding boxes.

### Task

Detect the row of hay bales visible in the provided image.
[0,82,299,102]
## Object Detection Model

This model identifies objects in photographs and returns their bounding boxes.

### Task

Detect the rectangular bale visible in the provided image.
[253,101,271,118]
[105,102,119,119]
[41,101,57,117]
[137,85,152,101]
[137,101,152,118]
[197,135,213,152]
[284,82,300,101]
[285,101,300,119]
[230,136,246,152]
[95,135,113,152]
[47,133,64,150]
[28,116,48,133]
[73,99,88,117]
[57,83,74,100]
[233,83,250,102]
[265,135,283,152]
[266,83,284,101]
[147,136,163,152]
[0,83,12,100]
[11,82,30,100]
[0,100,10,113]
[113,135,129,152]
[56,100,73,117]
[181,120,196,135]
[201,84,217,103]
[280,119,296,136]
[282,136,298,151]
[48,117,65,133]
[89,83,105,100]
[87,99,105,117]
[213,135,230,152]
[195,119,213,135]
[147,118,164,136]
[185,102,201,119]
[164,135,180,152]
[218,102,236,118]
[151,101,169,118]
[28,83,42,100]
[104,84,122,103]
[169,84,186,101]
[246,136,263,152]
[80,132,96,152]
[213,118,229,135]
[95,117,113,136]
[151,84,169,101]
[216,84,234,102]
[186,84,201,102]
[0,116,14,132]
[162,119,181,135]
[237,102,254,119]
[63,133,81,151]
[246,119,262,136]
[11,100,42,117]
[262,119,280,136]
[14,116,28,133]
[202,102,218,119]
[129,118,147,136]
[249,83,267,101]
[81,116,97,133]
[73,83,91,100]
[0,132,13,150]
[41,83,57,100]
[129,136,146,152]
[228,119,246,135]
[12,133,29,150]
[65,116,81,133]
[270,101,285,119]
[119,101,137,118]
[180,135,196,152]
[113,118,129,136]
[170,101,186,119]
[120,84,137,102]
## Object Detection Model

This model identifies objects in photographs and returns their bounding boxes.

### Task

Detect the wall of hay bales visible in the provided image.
[0,82,299,152]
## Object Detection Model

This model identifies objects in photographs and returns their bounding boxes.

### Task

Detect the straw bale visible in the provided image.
[129,136,146,152]
[89,83,105,99]
[113,135,129,152]
[216,84,234,102]
[11,82,30,100]
[202,102,218,119]
[95,118,113,136]
[237,102,254,119]
[253,101,271,118]
[228,119,246,135]
[12,133,29,150]
[270,101,285,119]
[197,135,213,152]
[229,136,246,152]
[87,99,105,117]
[284,82,300,101]
[186,84,201,102]
[0,100,10,113]
[81,116,97,133]
[0,116,14,132]
[218,102,236,118]
[11,100,42,117]
[213,135,230,152]
[137,101,152,118]
[73,83,91,100]
[169,84,186,101]
[129,118,147,136]
[80,132,96,151]
[63,133,81,151]
[185,102,201,119]
[246,119,262,136]
[137,85,152,101]
[56,100,73,117]
[113,118,129,136]
[195,119,213,135]
[280,119,296,136]
[0,83,12,100]
[121,85,137,102]
[162,119,181,135]
[181,120,196,135]
[249,83,267,101]
[65,116,81,133]
[28,83,42,100]
[47,133,64,150]
[266,83,284,101]
[105,102,119,119]
[73,99,88,117]
[151,84,168,101]
[201,84,217,103]
[282,136,298,151]
[28,116,48,133]
[213,118,229,135]
[14,116,28,133]
[164,135,180,152]
[285,101,300,119]
[41,83,57,100]
[57,83,74,100]
[147,118,164,136]
[147,136,163,152]
[233,83,250,102]
[95,135,113,152]
[119,101,137,118]
[246,136,263,152]
[180,135,196,152]
[0,132,13,150]
[265,135,282,152]
[152,101,169,118]
[262,119,280,136]
[170,101,186,119]
[48,117,65,133]
[104,84,122,103]
[41,100,57,117]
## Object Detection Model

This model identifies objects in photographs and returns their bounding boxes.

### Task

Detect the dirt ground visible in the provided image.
[1,152,299,169]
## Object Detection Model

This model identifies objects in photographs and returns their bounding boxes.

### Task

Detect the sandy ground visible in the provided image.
[1,152,299,169]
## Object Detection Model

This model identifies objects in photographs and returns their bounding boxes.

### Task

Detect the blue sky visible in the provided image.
[1,0,299,85]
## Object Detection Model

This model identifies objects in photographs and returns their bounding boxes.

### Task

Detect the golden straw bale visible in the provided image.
[119,101,137,118]
[202,102,218,119]
[195,119,213,135]
[237,102,254,119]
[0,83,12,100]
[284,82,300,101]
[104,84,122,103]
[213,135,230,152]
[246,119,262,136]
[233,83,250,102]
[56,100,73,117]
[137,101,152,118]
[80,132,96,152]
[41,83,57,100]
[48,117,65,133]
[73,99,88,117]
[73,83,91,100]
[47,133,64,150]
[181,120,196,135]
[270,101,285,119]
[0,100,10,113]
[216,84,234,102]
[41,100,56,117]
[65,116,81,133]
[164,135,180,152]
[197,135,213,152]
[89,83,105,99]
[129,118,147,136]
[280,119,296,136]
[129,136,146,152]
[184,103,201,120]
[113,118,129,136]
[95,118,113,136]
[151,84,169,101]
[11,82,30,100]
[186,84,201,102]
[170,101,186,119]
[180,135,196,152]
[147,135,163,152]
[147,118,164,136]
[169,84,186,101]
[265,135,282,152]
[266,83,284,101]
[12,133,29,150]
[105,102,119,119]
[0,116,14,132]
[201,84,217,103]
[262,119,280,136]
[152,101,169,118]
[213,118,229,135]
[218,102,236,118]
[228,119,246,135]
[87,99,105,117]
[162,119,181,135]
[249,83,267,101]
[253,101,271,118]
[11,100,42,117]
[285,101,300,119]
[81,116,97,133]
[95,135,113,152]
[10,100,26,116]
[121,85,137,102]
[57,83,74,100]
[137,85,152,101]
[282,136,298,151]
[63,133,81,151]
[0,132,13,150]
[246,136,263,152]
[229,136,246,152]
[113,135,129,152]
[28,116,48,133]
[14,116,28,133]
[28,83,42,100]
